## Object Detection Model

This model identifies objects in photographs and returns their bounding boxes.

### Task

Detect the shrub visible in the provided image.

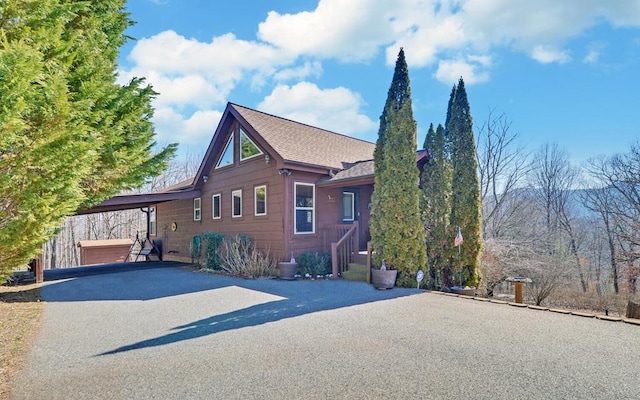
[297,251,330,277]
[201,231,225,270]
[220,234,276,278]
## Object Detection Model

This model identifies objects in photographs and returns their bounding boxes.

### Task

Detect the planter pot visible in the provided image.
[371,268,397,290]
[451,286,476,296]
[277,262,298,280]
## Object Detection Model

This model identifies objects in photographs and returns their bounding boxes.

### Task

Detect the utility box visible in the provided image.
[77,239,134,265]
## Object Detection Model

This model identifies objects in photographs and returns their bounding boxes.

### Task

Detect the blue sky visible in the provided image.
[117,0,640,164]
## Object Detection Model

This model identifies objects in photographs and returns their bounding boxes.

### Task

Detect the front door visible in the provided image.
[341,189,361,248]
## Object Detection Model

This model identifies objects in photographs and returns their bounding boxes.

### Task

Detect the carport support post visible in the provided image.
[514,282,523,304]
[35,253,43,284]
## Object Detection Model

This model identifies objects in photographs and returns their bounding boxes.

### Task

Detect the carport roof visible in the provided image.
[76,188,200,215]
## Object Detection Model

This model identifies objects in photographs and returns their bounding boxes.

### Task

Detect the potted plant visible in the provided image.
[277,253,298,280]
[371,260,397,290]
[450,266,475,296]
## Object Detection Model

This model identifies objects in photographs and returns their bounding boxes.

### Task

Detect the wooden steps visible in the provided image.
[341,260,369,282]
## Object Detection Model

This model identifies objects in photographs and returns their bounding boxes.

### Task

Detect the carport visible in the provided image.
[32,184,200,283]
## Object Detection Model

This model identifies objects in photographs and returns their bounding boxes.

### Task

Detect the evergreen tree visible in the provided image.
[420,123,452,287]
[370,49,426,287]
[445,78,482,286]
[0,0,176,278]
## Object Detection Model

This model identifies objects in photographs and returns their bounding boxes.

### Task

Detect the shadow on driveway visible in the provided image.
[39,263,420,356]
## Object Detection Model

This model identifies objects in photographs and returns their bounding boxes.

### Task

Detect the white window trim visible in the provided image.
[342,192,355,221]
[240,129,263,161]
[149,207,156,236]
[216,134,234,169]
[254,185,267,216]
[294,182,315,234]
[232,190,242,218]
[212,193,221,220]
[193,198,201,221]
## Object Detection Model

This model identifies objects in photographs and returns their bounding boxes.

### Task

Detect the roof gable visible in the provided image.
[230,104,375,170]
[194,102,376,187]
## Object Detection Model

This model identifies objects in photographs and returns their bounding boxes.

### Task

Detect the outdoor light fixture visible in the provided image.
[265,154,270,164]
[203,175,208,183]
[278,168,292,176]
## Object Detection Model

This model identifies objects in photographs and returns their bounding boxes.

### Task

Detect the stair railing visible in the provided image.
[330,221,358,279]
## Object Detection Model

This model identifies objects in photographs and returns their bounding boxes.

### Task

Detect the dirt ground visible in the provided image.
[0,283,43,400]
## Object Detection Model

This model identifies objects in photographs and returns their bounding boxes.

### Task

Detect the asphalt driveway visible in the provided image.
[14,262,640,399]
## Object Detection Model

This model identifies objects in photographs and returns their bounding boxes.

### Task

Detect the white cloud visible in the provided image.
[434,56,492,85]
[531,45,571,64]
[153,107,222,147]
[257,0,640,68]
[118,0,640,152]
[258,0,394,62]
[583,41,606,64]
[273,61,323,82]
[118,30,293,111]
[258,82,377,138]
[583,50,600,64]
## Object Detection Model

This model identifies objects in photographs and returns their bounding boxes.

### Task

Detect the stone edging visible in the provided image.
[428,291,640,326]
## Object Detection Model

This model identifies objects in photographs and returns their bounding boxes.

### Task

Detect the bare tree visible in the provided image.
[476,110,530,238]
[529,143,588,292]
[583,144,640,293]
[581,159,622,293]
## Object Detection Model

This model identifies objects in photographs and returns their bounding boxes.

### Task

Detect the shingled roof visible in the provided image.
[231,104,375,170]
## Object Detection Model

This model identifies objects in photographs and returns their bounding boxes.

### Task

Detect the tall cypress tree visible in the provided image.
[421,123,452,286]
[370,48,426,287]
[445,78,482,287]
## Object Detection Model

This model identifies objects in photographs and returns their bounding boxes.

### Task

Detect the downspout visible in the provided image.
[282,171,290,261]
[141,207,150,241]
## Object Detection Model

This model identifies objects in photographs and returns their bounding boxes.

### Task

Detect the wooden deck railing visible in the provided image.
[329,221,359,279]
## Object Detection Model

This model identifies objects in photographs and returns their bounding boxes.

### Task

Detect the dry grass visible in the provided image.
[0,283,44,399]
[545,290,633,317]
[492,283,634,317]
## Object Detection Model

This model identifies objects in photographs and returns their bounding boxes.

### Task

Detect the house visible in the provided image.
[85,102,427,276]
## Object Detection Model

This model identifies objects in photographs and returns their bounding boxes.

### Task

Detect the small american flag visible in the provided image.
[454,227,463,247]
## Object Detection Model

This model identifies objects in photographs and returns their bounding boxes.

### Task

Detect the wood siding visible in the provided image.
[154,118,374,264]
[156,123,287,262]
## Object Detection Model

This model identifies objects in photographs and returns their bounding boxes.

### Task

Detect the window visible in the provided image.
[240,129,262,160]
[232,190,242,218]
[255,185,266,216]
[216,134,234,169]
[342,192,354,221]
[212,194,221,220]
[149,207,156,236]
[193,198,201,221]
[294,183,314,234]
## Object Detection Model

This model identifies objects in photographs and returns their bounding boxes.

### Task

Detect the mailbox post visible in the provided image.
[506,277,532,304]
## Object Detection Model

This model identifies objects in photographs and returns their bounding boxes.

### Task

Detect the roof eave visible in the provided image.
[76,189,201,215]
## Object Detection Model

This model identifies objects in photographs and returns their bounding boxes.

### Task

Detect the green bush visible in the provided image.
[297,251,330,277]
[201,231,225,270]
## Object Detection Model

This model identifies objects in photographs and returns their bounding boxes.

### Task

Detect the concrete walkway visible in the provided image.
[14,263,640,399]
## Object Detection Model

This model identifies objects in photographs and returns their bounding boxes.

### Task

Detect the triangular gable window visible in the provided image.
[240,129,263,161]
[216,134,234,169]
